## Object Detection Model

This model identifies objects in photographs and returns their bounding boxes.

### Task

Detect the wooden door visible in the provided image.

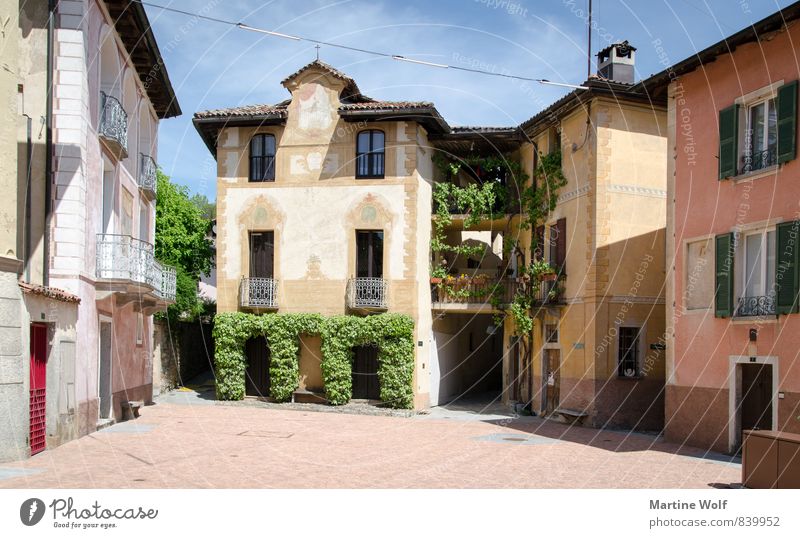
[741,363,773,432]
[29,324,47,455]
[249,232,274,278]
[99,321,112,419]
[245,336,270,397]
[545,349,561,415]
[356,231,383,278]
[352,345,380,400]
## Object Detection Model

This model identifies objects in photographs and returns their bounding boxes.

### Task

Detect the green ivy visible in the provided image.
[212,312,415,409]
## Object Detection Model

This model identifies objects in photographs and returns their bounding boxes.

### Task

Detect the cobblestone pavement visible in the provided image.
[0,389,741,489]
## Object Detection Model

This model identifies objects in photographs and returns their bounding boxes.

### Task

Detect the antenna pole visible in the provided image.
[587,0,592,79]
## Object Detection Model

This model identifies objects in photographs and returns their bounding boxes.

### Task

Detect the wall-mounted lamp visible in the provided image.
[749,328,758,342]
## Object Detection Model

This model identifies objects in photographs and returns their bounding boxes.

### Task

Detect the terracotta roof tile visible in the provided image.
[194,101,289,120]
[339,100,435,111]
[19,282,81,304]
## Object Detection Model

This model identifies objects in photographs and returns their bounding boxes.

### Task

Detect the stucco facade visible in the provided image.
[204,63,434,407]
[0,0,179,462]
[664,15,800,453]
[518,62,668,430]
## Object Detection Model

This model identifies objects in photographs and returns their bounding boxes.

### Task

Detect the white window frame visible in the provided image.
[737,227,776,302]
[734,81,783,178]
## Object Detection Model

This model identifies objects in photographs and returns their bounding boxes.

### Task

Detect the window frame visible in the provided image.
[617,325,642,378]
[355,130,385,179]
[741,96,778,174]
[738,227,777,303]
[248,133,276,183]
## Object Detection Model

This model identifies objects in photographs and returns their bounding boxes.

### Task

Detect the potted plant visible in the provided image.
[531,259,557,281]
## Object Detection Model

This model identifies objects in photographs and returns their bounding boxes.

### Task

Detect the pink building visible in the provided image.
[648,3,800,453]
[48,0,179,436]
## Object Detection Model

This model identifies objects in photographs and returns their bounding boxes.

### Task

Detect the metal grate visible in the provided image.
[240,277,278,309]
[347,277,387,309]
[29,388,46,455]
[99,91,128,153]
[96,234,176,300]
[139,154,158,196]
[734,294,776,317]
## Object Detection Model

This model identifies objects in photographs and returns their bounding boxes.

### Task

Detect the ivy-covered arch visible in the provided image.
[212,312,414,409]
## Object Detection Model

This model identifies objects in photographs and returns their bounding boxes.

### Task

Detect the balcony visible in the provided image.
[99,91,128,158]
[346,277,388,311]
[96,234,175,309]
[734,294,776,318]
[431,275,564,313]
[239,277,278,310]
[739,148,777,175]
[139,154,158,200]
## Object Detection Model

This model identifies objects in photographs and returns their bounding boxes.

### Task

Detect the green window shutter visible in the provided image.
[718,105,739,179]
[777,80,798,164]
[715,233,734,317]
[775,221,800,315]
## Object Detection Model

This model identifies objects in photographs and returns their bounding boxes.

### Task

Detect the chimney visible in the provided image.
[596,41,636,84]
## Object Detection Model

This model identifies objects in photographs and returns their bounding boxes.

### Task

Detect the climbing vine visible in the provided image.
[212,312,415,409]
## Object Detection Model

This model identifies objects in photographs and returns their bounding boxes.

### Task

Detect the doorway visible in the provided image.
[245,336,270,397]
[352,345,380,400]
[249,231,274,278]
[741,363,773,432]
[543,348,561,415]
[29,324,47,455]
[98,320,112,420]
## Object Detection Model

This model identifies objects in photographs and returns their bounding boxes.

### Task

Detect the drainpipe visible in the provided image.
[23,114,32,282]
[43,0,55,287]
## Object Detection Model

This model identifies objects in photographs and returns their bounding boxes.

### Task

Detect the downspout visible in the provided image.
[43,0,55,287]
[23,114,32,282]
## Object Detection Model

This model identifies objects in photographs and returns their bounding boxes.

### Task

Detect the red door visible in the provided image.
[29,324,47,455]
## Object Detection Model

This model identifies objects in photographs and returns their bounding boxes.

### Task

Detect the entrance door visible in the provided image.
[245,336,270,397]
[356,230,383,278]
[99,321,112,419]
[741,363,773,433]
[352,345,380,400]
[249,231,274,278]
[544,349,561,415]
[29,324,47,455]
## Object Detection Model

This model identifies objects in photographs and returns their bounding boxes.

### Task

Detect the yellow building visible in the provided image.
[517,43,668,429]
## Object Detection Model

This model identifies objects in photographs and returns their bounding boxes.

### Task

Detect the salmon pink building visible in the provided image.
[648,2,800,453]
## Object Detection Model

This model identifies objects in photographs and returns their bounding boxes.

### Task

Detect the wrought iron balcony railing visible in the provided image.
[99,92,128,157]
[734,294,776,317]
[155,262,177,301]
[96,234,175,302]
[139,154,158,199]
[347,277,388,310]
[240,277,278,309]
[740,147,777,175]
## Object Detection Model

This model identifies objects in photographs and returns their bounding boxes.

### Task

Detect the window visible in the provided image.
[548,218,566,274]
[249,231,274,278]
[617,327,640,378]
[545,323,559,344]
[356,230,383,278]
[356,130,385,178]
[136,313,143,346]
[718,80,797,179]
[249,134,276,182]
[715,224,800,318]
[742,98,777,174]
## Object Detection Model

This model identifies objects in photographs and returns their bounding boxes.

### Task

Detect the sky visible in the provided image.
[144,0,796,200]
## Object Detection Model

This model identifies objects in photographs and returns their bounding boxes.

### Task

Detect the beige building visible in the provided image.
[198,51,668,420]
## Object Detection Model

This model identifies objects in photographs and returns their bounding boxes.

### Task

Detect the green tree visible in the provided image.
[155,170,214,320]
[190,193,216,220]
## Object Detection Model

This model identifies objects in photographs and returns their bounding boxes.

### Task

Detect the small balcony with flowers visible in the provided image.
[95,234,176,312]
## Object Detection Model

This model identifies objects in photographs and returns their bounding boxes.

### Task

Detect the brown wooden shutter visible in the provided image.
[777,80,798,165]
[534,225,545,260]
[555,218,567,274]
[718,105,739,179]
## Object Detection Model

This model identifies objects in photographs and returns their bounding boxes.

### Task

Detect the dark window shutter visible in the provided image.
[534,225,545,260]
[718,105,739,179]
[715,233,734,317]
[554,218,566,274]
[777,80,798,165]
[776,220,800,315]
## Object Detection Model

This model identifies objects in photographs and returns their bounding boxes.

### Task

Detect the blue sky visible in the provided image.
[145,0,795,199]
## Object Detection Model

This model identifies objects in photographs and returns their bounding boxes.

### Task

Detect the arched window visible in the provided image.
[356,130,385,179]
[249,134,276,182]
